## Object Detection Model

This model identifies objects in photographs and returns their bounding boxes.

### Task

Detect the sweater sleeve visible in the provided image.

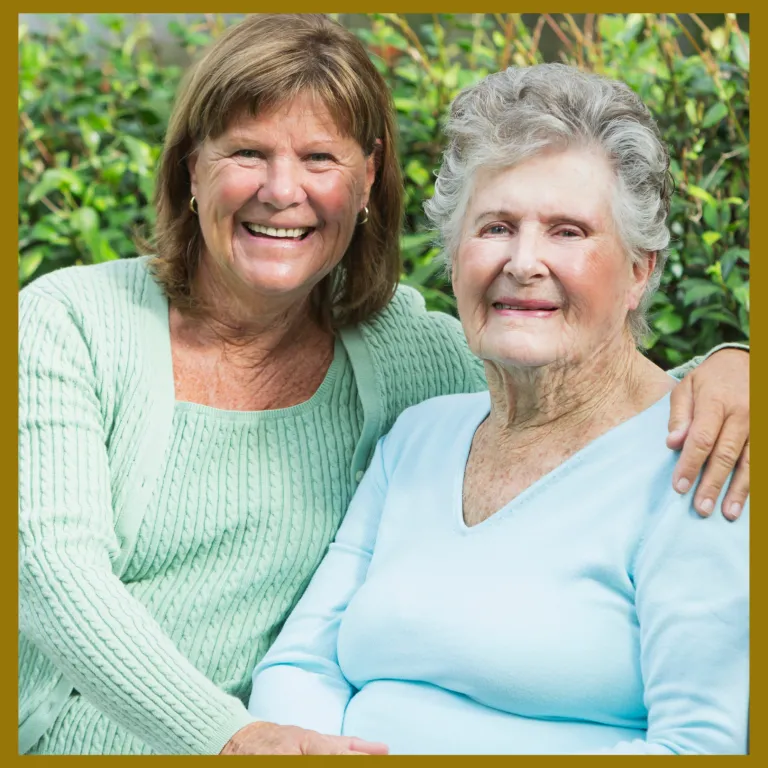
[589,489,749,754]
[666,342,749,379]
[426,309,488,393]
[18,290,255,754]
[247,436,389,735]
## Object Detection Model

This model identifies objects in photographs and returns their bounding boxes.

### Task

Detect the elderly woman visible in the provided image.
[247,64,749,754]
[19,15,747,756]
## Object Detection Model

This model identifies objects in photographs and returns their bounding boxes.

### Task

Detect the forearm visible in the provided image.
[20,533,254,754]
[249,663,352,735]
[667,342,749,380]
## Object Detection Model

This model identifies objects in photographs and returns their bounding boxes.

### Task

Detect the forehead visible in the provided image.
[222,92,350,143]
[471,148,616,217]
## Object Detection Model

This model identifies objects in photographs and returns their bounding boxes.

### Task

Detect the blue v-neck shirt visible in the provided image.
[249,392,749,754]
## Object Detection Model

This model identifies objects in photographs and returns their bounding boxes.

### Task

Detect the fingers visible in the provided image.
[348,737,390,755]
[667,374,694,450]
[691,415,749,517]
[307,733,389,756]
[722,439,750,521]
[672,399,725,498]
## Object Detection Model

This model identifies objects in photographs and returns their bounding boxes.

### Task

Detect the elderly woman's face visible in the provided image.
[188,92,375,302]
[453,148,653,371]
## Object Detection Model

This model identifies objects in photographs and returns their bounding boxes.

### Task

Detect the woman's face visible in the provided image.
[188,92,375,304]
[453,147,654,371]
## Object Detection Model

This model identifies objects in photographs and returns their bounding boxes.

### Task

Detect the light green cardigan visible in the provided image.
[17,255,732,754]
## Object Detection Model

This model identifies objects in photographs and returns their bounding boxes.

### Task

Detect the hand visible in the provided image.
[220,721,390,755]
[667,348,749,520]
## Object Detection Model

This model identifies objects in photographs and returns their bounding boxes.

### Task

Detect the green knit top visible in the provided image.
[18,256,488,754]
[18,256,717,755]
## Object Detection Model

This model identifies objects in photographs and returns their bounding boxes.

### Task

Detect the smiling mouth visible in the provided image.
[242,222,314,240]
[492,302,559,312]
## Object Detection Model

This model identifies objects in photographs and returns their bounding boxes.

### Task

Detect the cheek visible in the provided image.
[312,173,362,223]
[211,169,261,213]
[454,241,504,300]
[558,250,631,319]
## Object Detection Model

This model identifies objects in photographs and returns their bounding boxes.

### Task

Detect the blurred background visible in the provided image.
[18,13,749,366]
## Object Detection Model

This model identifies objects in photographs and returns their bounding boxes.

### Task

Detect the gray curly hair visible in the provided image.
[424,63,672,344]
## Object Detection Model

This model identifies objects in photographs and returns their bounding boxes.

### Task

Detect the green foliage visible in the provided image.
[19,13,749,365]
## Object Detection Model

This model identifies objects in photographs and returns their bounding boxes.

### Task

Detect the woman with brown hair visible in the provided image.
[18,14,749,755]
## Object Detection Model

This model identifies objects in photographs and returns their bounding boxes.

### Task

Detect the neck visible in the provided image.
[174,258,327,362]
[484,331,651,447]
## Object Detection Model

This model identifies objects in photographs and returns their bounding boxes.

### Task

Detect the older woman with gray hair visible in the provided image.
[247,64,749,754]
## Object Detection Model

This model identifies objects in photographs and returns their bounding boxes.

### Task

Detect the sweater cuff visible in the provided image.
[667,341,749,380]
[197,706,259,755]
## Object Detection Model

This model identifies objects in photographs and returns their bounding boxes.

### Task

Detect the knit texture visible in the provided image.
[18,256,487,754]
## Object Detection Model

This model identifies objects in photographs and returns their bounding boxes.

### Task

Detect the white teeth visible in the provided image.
[244,223,310,238]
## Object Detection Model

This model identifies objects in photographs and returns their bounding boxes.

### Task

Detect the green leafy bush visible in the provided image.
[18,13,749,365]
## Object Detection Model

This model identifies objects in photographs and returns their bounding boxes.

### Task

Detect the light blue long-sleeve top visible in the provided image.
[248,391,749,754]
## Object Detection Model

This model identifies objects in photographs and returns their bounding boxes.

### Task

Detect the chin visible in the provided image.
[476,333,559,369]
[232,262,319,296]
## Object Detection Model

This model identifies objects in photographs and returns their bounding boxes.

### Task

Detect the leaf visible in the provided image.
[721,247,749,278]
[731,30,749,69]
[652,311,684,335]
[401,231,436,254]
[688,304,741,330]
[19,251,43,283]
[702,231,721,246]
[683,282,723,305]
[709,27,727,52]
[71,205,98,234]
[405,159,430,187]
[685,100,698,125]
[701,102,728,129]
[687,185,715,206]
[77,116,100,153]
[732,283,750,311]
[27,168,84,205]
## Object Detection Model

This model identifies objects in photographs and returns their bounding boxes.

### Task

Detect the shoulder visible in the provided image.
[361,284,466,349]
[380,391,490,459]
[355,285,487,425]
[20,255,154,316]
[19,256,164,389]
[623,393,749,565]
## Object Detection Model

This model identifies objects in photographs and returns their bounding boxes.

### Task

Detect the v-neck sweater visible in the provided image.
[248,392,749,754]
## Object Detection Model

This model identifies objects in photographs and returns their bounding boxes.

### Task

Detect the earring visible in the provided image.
[189,196,198,215]
[357,206,369,225]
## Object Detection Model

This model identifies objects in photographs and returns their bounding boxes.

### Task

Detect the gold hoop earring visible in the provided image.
[357,206,369,225]
[189,196,198,215]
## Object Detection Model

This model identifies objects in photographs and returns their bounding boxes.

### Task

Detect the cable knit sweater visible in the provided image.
[18,255,717,755]
[18,256,487,755]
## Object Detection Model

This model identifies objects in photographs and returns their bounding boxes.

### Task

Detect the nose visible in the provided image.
[502,227,549,283]
[256,157,307,209]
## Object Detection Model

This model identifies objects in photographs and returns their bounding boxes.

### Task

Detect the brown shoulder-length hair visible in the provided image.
[145,13,403,329]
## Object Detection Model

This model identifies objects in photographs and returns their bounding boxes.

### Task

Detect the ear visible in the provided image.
[187,150,200,197]
[361,139,381,208]
[627,252,657,311]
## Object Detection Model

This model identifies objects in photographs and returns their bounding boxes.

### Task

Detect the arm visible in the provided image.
[248,435,390,735]
[666,345,749,519]
[19,291,255,754]
[593,490,749,754]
